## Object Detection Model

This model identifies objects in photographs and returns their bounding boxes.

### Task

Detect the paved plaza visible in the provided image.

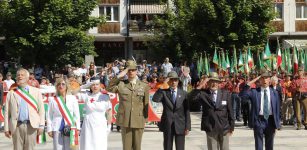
[1,112,307,150]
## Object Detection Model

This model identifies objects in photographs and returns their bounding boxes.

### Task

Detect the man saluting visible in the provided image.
[244,69,281,150]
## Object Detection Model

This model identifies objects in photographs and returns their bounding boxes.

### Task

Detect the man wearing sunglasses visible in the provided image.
[107,60,150,150]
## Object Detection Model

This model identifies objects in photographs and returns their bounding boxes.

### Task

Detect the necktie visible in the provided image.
[263,89,269,120]
[212,92,216,106]
[171,90,176,104]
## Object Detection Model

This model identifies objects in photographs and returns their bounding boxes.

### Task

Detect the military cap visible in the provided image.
[208,72,222,82]
[260,69,271,77]
[126,60,137,70]
[167,71,179,79]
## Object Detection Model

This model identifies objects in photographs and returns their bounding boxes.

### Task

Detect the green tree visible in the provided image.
[0,0,104,67]
[148,0,275,60]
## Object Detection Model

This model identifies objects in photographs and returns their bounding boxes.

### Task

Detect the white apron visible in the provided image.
[80,93,112,150]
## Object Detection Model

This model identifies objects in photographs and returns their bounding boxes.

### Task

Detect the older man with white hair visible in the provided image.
[4,68,45,150]
[270,76,283,125]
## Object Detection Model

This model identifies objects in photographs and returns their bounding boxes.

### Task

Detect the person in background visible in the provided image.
[291,67,307,130]
[180,61,191,92]
[149,73,158,89]
[46,78,80,150]
[88,62,96,77]
[80,77,112,150]
[28,70,40,88]
[0,73,7,130]
[156,74,169,90]
[4,72,15,90]
[281,73,293,125]
[161,57,173,77]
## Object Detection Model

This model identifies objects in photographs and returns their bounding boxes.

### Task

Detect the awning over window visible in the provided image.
[130,3,167,14]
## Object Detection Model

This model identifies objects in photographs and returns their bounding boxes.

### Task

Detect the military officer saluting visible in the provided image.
[107,60,150,150]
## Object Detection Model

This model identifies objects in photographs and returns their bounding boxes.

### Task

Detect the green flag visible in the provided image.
[233,46,238,74]
[257,50,263,70]
[281,48,286,71]
[304,49,307,71]
[238,50,244,72]
[226,50,230,69]
[204,53,209,75]
[197,54,203,76]
[263,42,272,70]
[221,50,227,71]
[213,47,219,67]
[299,48,305,68]
[286,48,292,73]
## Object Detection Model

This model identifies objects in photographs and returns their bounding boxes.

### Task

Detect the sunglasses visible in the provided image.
[57,83,66,86]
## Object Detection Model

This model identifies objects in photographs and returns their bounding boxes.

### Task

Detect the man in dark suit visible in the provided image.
[244,69,281,150]
[152,71,191,150]
[189,72,234,150]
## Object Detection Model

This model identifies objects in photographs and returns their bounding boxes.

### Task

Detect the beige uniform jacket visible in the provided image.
[107,77,149,128]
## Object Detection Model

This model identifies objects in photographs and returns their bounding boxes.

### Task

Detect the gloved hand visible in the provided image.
[107,124,111,135]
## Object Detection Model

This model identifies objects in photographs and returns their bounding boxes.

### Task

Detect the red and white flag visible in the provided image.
[293,47,299,74]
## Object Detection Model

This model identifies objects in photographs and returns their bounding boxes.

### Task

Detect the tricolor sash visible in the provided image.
[36,129,46,144]
[15,87,38,112]
[54,96,75,126]
[54,96,79,147]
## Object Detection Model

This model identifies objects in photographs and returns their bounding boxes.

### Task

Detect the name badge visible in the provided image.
[222,101,227,105]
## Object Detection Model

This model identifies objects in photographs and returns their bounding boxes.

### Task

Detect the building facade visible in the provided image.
[89,0,167,65]
[271,0,307,49]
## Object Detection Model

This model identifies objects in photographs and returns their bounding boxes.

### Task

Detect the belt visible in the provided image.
[17,120,30,124]
[258,115,273,119]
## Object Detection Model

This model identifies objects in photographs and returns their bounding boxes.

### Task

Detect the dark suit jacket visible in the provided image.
[271,85,282,104]
[152,88,191,135]
[189,89,234,134]
[244,86,281,129]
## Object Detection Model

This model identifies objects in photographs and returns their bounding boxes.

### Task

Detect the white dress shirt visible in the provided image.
[47,95,80,132]
[259,87,272,115]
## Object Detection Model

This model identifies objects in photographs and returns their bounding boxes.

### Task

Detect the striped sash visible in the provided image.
[15,87,38,112]
[54,96,75,126]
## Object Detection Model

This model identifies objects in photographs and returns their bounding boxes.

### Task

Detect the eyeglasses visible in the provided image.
[57,83,66,86]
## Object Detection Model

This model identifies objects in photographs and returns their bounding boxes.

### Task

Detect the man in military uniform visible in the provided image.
[291,67,307,130]
[107,60,150,150]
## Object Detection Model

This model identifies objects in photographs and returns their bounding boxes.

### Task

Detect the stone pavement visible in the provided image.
[1,112,307,150]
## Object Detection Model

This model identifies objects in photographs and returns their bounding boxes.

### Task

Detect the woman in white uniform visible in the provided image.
[80,78,112,150]
[46,78,80,150]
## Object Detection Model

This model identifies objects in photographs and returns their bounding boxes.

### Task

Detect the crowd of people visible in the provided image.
[0,57,307,150]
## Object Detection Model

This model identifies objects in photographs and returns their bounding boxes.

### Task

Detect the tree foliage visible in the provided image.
[148,0,275,60]
[0,0,104,67]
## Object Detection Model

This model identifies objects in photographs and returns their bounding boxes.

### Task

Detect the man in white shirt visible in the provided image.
[245,69,281,150]
[4,72,15,90]
[161,57,173,76]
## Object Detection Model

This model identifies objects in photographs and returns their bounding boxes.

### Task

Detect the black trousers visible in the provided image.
[241,98,251,125]
[163,123,185,150]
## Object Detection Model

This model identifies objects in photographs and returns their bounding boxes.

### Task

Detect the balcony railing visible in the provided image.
[99,0,120,4]
[271,20,284,32]
[129,19,156,33]
[296,20,307,32]
[98,22,120,33]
